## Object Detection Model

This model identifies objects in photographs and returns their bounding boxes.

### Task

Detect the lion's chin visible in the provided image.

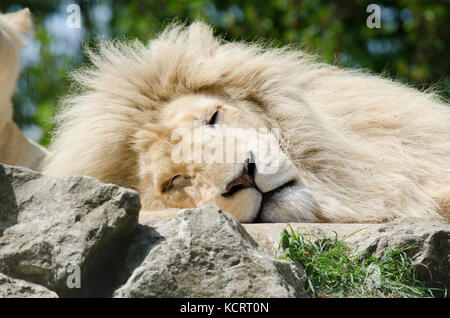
[215,187,262,223]
[216,182,318,223]
[256,182,319,223]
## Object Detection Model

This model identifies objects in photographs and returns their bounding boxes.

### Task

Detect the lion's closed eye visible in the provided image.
[206,108,222,126]
[162,175,191,192]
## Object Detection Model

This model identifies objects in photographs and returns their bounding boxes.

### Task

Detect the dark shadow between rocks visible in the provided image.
[413,230,450,297]
[69,229,137,298]
[0,166,19,236]
[102,224,165,297]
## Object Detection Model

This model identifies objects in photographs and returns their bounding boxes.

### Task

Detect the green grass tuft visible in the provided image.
[279,225,444,298]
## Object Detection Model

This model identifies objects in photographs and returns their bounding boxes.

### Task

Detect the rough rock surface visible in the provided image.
[0,164,141,297]
[114,205,306,298]
[1,163,448,298]
[347,217,450,288]
[0,273,58,298]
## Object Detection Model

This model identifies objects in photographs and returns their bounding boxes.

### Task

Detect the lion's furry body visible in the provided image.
[43,22,450,223]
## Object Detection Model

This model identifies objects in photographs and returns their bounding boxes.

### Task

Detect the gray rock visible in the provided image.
[0,164,141,297]
[0,273,58,298]
[114,205,306,298]
[2,163,447,298]
[347,217,450,289]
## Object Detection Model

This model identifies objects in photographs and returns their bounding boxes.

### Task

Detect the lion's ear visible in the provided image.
[4,8,33,35]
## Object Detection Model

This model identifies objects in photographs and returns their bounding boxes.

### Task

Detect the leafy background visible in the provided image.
[1,0,449,146]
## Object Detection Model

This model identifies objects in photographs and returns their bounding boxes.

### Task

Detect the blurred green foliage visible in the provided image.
[1,0,449,146]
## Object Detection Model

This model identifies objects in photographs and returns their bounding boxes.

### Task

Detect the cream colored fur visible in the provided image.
[43,22,450,223]
[0,8,48,170]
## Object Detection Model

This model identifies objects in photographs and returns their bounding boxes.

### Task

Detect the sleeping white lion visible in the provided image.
[0,8,48,170]
[40,22,450,223]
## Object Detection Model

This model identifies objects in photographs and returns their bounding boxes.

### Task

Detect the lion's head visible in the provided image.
[133,94,319,222]
[43,21,322,223]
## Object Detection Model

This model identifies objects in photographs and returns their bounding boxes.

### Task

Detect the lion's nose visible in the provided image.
[222,158,257,197]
